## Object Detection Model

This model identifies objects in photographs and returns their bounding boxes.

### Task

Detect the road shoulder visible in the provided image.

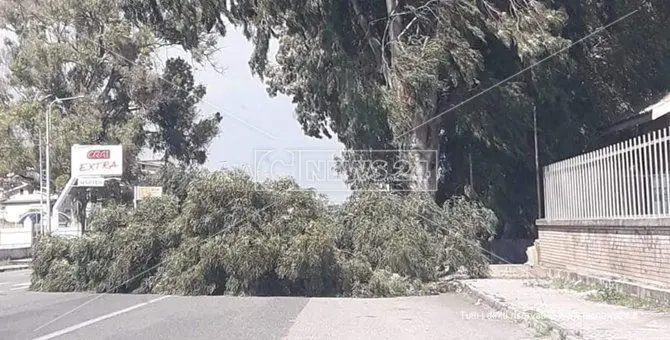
[0,264,30,273]
[459,278,670,340]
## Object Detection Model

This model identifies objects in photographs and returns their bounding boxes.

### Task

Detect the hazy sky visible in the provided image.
[158,28,351,203]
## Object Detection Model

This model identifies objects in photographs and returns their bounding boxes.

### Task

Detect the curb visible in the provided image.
[540,267,670,307]
[457,281,581,340]
[0,264,30,273]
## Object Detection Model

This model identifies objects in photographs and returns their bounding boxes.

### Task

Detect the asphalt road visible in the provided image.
[1,269,542,340]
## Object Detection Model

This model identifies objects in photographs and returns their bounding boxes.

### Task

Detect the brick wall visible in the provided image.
[536,221,670,289]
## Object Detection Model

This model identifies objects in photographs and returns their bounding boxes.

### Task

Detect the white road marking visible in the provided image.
[9,282,30,290]
[32,295,171,340]
[10,287,27,291]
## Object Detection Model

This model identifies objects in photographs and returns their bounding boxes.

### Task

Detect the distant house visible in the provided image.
[137,159,167,176]
[593,93,670,149]
[0,189,57,227]
[1,175,34,226]
[0,175,31,202]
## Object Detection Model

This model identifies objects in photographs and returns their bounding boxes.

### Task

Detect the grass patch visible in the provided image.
[549,278,593,292]
[586,286,670,313]
[526,310,555,337]
[522,278,592,292]
[524,278,670,312]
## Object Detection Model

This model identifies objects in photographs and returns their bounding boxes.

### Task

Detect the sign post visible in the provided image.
[51,144,123,234]
[71,145,123,178]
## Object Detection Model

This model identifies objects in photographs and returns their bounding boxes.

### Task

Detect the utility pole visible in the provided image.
[45,100,55,233]
[39,129,44,235]
[534,105,542,219]
[45,95,86,233]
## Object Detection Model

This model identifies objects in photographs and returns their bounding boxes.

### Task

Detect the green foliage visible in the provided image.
[32,235,72,284]
[116,0,670,239]
[338,192,495,281]
[87,204,131,234]
[0,0,221,213]
[361,269,426,298]
[6,0,669,243]
[31,168,496,297]
[144,58,222,164]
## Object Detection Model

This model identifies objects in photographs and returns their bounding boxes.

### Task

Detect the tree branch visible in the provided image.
[349,0,383,63]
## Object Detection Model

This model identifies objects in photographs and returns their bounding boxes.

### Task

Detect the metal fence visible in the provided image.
[544,126,670,220]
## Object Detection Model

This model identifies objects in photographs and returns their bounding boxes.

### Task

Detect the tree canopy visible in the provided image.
[112,0,670,237]
[0,0,221,189]
[2,0,669,238]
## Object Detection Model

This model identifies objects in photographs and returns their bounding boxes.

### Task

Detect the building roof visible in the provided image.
[137,159,167,176]
[0,175,31,203]
[599,93,670,136]
[2,192,57,205]
[643,93,670,120]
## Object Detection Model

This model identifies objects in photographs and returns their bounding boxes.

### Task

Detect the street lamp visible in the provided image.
[45,95,86,233]
[19,94,53,236]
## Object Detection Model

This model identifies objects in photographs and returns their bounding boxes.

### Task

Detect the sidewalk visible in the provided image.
[0,259,31,272]
[460,278,670,340]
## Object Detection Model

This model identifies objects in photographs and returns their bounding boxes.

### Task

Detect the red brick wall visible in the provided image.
[536,223,670,289]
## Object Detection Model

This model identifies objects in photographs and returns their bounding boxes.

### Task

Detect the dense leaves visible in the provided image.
[5,0,668,241]
[31,168,496,297]
[0,0,221,211]
[117,0,670,238]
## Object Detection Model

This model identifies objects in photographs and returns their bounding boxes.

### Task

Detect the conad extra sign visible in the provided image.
[71,144,123,177]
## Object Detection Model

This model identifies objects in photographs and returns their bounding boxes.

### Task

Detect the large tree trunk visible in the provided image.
[350,0,439,196]
[409,92,440,195]
[384,0,402,88]
[349,0,384,74]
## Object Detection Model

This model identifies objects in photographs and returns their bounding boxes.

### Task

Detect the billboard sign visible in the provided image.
[134,186,163,201]
[76,177,106,187]
[71,144,123,177]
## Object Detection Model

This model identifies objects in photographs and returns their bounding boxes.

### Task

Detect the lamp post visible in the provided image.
[39,128,44,235]
[18,94,53,236]
[533,105,542,219]
[45,95,86,233]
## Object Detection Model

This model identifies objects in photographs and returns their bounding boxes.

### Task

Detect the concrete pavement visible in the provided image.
[0,264,31,273]
[463,278,670,340]
[1,270,541,340]
[0,258,31,273]
[0,269,31,293]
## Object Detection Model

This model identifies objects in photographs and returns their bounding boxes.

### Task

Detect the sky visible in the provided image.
[155,28,351,203]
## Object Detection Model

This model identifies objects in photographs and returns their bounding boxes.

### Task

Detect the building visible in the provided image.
[0,191,57,224]
[137,159,168,176]
[592,93,670,149]
[536,93,670,291]
[0,179,50,250]
[1,175,40,225]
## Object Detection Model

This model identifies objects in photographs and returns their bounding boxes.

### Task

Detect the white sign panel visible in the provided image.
[71,144,123,177]
[134,186,163,201]
[76,177,106,187]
